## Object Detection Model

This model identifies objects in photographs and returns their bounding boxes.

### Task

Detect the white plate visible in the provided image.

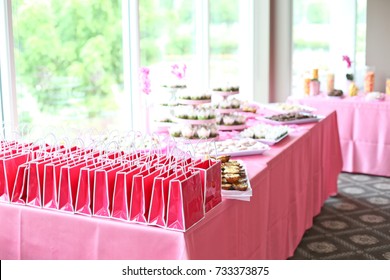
[173,117,216,125]
[192,139,270,157]
[212,90,239,97]
[218,124,247,131]
[221,160,252,201]
[254,131,289,145]
[262,103,316,113]
[258,115,323,125]
[177,98,211,105]
[171,135,219,143]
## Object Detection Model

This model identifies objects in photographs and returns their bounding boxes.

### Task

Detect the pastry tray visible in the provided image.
[257,114,324,125]
[221,160,252,201]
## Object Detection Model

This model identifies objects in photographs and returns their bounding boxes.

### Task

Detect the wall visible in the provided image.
[269,0,292,102]
[366,0,390,92]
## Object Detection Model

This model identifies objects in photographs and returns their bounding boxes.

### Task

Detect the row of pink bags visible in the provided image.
[0,141,221,231]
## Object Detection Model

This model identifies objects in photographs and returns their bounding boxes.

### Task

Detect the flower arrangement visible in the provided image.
[140,67,151,95]
[342,55,354,81]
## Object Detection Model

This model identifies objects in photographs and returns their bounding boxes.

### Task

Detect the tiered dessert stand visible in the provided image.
[212,87,247,131]
[169,90,219,141]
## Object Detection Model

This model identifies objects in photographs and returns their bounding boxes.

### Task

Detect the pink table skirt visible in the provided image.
[295,95,390,177]
[0,112,342,260]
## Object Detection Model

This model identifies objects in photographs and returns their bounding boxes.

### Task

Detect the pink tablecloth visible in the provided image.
[0,112,342,260]
[295,95,390,177]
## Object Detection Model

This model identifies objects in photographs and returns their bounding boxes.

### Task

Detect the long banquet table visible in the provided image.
[294,95,390,177]
[0,111,342,260]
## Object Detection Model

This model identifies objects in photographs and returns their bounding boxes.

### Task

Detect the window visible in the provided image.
[292,0,367,96]
[12,0,125,135]
[209,0,240,88]
[139,0,196,88]
[1,0,263,135]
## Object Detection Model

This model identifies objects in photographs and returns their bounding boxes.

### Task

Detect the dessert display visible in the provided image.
[213,86,239,93]
[214,97,242,110]
[241,102,258,113]
[265,112,318,122]
[220,158,249,191]
[172,93,218,139]
[174,105,215,120]
[177,89,211,101]
[240,123,289,144]
[212,86,247,131]
[194,138,270,157]
[169,124,219,139]
[216,113,246,126]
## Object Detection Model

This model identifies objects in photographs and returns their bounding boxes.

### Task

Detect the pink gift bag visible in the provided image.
[111,165,142,221]
[93,163,125,217]
[0,152,30,203]
[74,159,109,216]
[58,160,88,212]
[191,159,222,212]
[129,166,162,224]
[166,170,204,231]
[42,158,69,209]
[148,169,178,227]
[26,157,56,208]
[10,163,29,204]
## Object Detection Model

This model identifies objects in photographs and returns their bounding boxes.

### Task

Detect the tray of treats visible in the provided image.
[262,102,316,113]
[259,112,323,125]
[194,138,270,157]
[212,86,240,97]
[218,156,252,201]
[240,123,289,145]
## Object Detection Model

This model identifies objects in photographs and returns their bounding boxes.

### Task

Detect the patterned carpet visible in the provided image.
[290,173,390,260]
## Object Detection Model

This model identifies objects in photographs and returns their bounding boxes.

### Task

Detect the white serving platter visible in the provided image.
[257,114,323,125]
[211,90,239,97]
[173,117,217,125]
[262,103,316,113]
[253,132,289,145]
[192,139,270,157]
[177,98,212,105]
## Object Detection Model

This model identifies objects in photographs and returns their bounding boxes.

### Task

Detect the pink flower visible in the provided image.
[171,63,186,80]
[342,55,352,68]
[140,67,151,95]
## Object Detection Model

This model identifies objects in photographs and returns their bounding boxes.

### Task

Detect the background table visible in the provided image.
[295,95,390,177]
[0,112,342,260]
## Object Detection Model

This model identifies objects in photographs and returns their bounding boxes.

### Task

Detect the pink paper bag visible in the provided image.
[166,171,204,231]
[0,152,30,203]
[111,166,142,221]
[58,160,88,212]
[191,159,222,212]
[26,158,52,208]
[129,167,161,223]
[10,163,29,205]
[148,169,177,227]
[42,158,69,209]
[74,160,108,216]
[93,163,125,217]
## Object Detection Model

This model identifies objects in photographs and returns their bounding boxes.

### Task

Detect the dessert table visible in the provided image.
[0,111,342,260]
[294,95,390,177]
